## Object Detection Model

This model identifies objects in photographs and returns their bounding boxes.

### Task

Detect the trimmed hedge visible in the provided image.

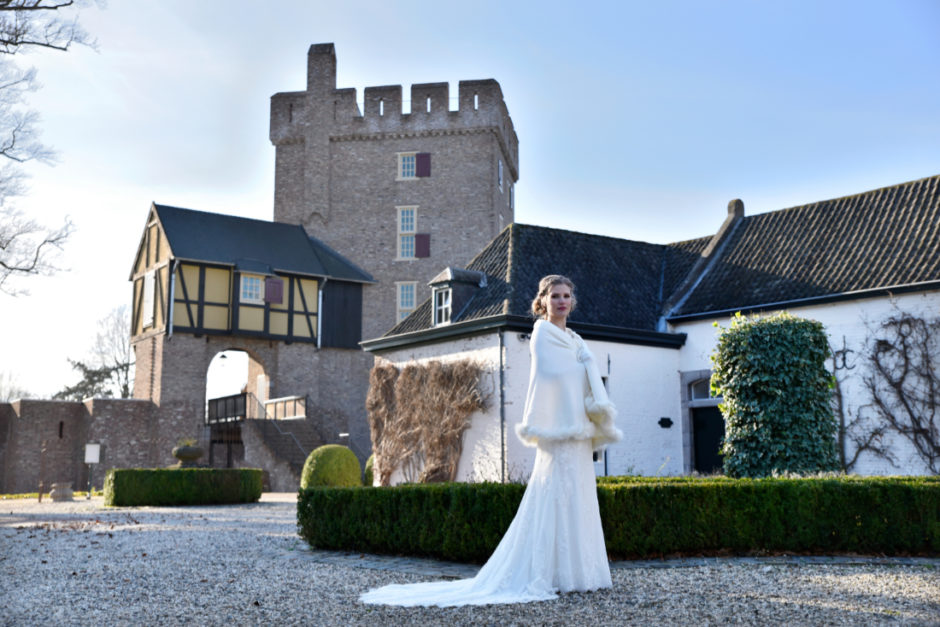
[300,445,361,489]
[297,477,940,562]
[104,468,263,506]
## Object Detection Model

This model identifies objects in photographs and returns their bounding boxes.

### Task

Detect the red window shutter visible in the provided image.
[264,277,284,304]
[415,152,431,177]
[415,233,431,258]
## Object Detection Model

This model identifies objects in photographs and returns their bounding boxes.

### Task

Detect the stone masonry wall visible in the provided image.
[266,44,520,461]
[270,43,518,342]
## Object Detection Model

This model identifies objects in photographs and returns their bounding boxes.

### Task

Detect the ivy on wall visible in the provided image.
[366,359,488,486]
[711,312,840,478]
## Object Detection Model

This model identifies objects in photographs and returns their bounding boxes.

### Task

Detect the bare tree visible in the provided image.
[0,1,96,295]
[55,305,133,400]
[0,369,30,401]
[92,304,132,397]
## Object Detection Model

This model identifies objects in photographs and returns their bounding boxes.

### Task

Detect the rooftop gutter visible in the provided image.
[361,314,686,353]
[667,280,940,323]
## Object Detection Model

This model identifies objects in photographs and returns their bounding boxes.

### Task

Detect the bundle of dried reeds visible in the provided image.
[365,363,399,486]
[366,359,488,485]
[418,360,487,483]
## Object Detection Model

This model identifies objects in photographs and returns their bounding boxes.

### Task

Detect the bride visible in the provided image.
[360,275,622,607]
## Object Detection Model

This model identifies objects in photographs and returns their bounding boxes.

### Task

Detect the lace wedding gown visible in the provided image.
[360,320,621,607]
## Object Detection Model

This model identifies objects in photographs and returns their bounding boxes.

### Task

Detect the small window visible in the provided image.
[240,275,264,304]
[397,282,416,321]
[142,270,155,328]
[690,378,715,400]
[397,206,417,259]
[433,288,452,326]
[398,152,416,179]
[498,159,503,192]
[509,183,514,210]
[397,152,430,179]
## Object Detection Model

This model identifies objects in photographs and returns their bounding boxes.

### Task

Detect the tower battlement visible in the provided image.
[270,43,518,178]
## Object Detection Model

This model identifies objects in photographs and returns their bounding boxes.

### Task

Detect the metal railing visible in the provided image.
[206,393,308,424]
[263,395,306,420]
[206,393,247,425]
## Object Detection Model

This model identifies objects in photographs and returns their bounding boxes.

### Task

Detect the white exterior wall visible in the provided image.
[372,328,686,484]
[372,332,503,486]
[673,290,940,476]
[486,331,685,481]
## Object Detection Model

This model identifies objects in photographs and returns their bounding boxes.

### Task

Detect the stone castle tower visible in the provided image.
[269,43,519,341]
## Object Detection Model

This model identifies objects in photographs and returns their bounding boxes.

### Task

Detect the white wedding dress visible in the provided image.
[360,320,621,607]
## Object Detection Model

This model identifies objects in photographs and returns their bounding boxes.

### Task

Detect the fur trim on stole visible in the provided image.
[515,320,623,452]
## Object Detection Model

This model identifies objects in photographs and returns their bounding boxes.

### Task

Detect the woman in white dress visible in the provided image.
[360,275,622,607]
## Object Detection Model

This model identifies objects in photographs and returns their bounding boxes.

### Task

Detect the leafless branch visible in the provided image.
[0,204,72,294]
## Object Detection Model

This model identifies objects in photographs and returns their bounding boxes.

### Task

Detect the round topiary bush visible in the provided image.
[364,454,374,486]
[300,445,361,489]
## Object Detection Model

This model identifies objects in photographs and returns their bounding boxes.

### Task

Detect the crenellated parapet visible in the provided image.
[270,44,519,178]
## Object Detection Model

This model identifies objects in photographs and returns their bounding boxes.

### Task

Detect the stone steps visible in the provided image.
[248,418,324,477]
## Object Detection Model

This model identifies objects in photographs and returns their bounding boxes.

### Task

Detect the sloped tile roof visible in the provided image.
[152,204,373,283]
[380,173,940,343]
[671,174,940,317]
[386,224,673,335]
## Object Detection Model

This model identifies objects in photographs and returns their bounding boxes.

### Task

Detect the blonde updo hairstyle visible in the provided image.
[530,274,577,319]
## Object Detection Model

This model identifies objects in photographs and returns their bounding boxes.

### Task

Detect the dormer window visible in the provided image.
[433,287,452,326]
[428,267,486,328]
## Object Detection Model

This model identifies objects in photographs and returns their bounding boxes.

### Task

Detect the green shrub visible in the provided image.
[711,312,840,477]
[297,476,940,561]
[300,445,361,489]
[364,454,374,486]
[104,468,263,506]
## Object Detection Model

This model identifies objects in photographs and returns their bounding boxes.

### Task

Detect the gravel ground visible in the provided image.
[1,494,938,626]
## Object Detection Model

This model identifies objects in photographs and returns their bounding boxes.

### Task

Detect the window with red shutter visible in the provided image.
[415,152,431,177]
[415,233,430,258]
[264,277,284,304]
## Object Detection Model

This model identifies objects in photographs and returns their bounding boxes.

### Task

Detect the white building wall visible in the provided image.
[372,332,503,486]
[372,327,686,484]
[501,331,684,481]
[673,289,940,476]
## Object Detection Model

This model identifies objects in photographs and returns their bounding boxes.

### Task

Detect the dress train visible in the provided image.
[359,438,611,607]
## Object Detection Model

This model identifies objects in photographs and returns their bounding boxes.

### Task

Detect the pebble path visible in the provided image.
[1,493,938,626]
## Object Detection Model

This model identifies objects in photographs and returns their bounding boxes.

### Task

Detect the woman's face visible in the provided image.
[544,283,572,323]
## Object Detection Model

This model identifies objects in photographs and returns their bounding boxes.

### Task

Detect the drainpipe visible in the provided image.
[498,329,506,483]
[317,277,326,349]
[167,259,177,339]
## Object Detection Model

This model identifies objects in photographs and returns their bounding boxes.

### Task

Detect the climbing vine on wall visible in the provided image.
[861,312,940,474]
[366,359,489,486]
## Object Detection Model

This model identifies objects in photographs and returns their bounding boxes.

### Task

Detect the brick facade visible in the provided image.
[270,43,519,341]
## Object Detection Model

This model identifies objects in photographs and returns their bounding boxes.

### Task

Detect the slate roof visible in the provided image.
[385,223,680,337]
[670,174,940,318]
[151,204,373,283]
[375,173,940,346]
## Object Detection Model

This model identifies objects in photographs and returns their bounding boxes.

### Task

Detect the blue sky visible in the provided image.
[2,0,938,396]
